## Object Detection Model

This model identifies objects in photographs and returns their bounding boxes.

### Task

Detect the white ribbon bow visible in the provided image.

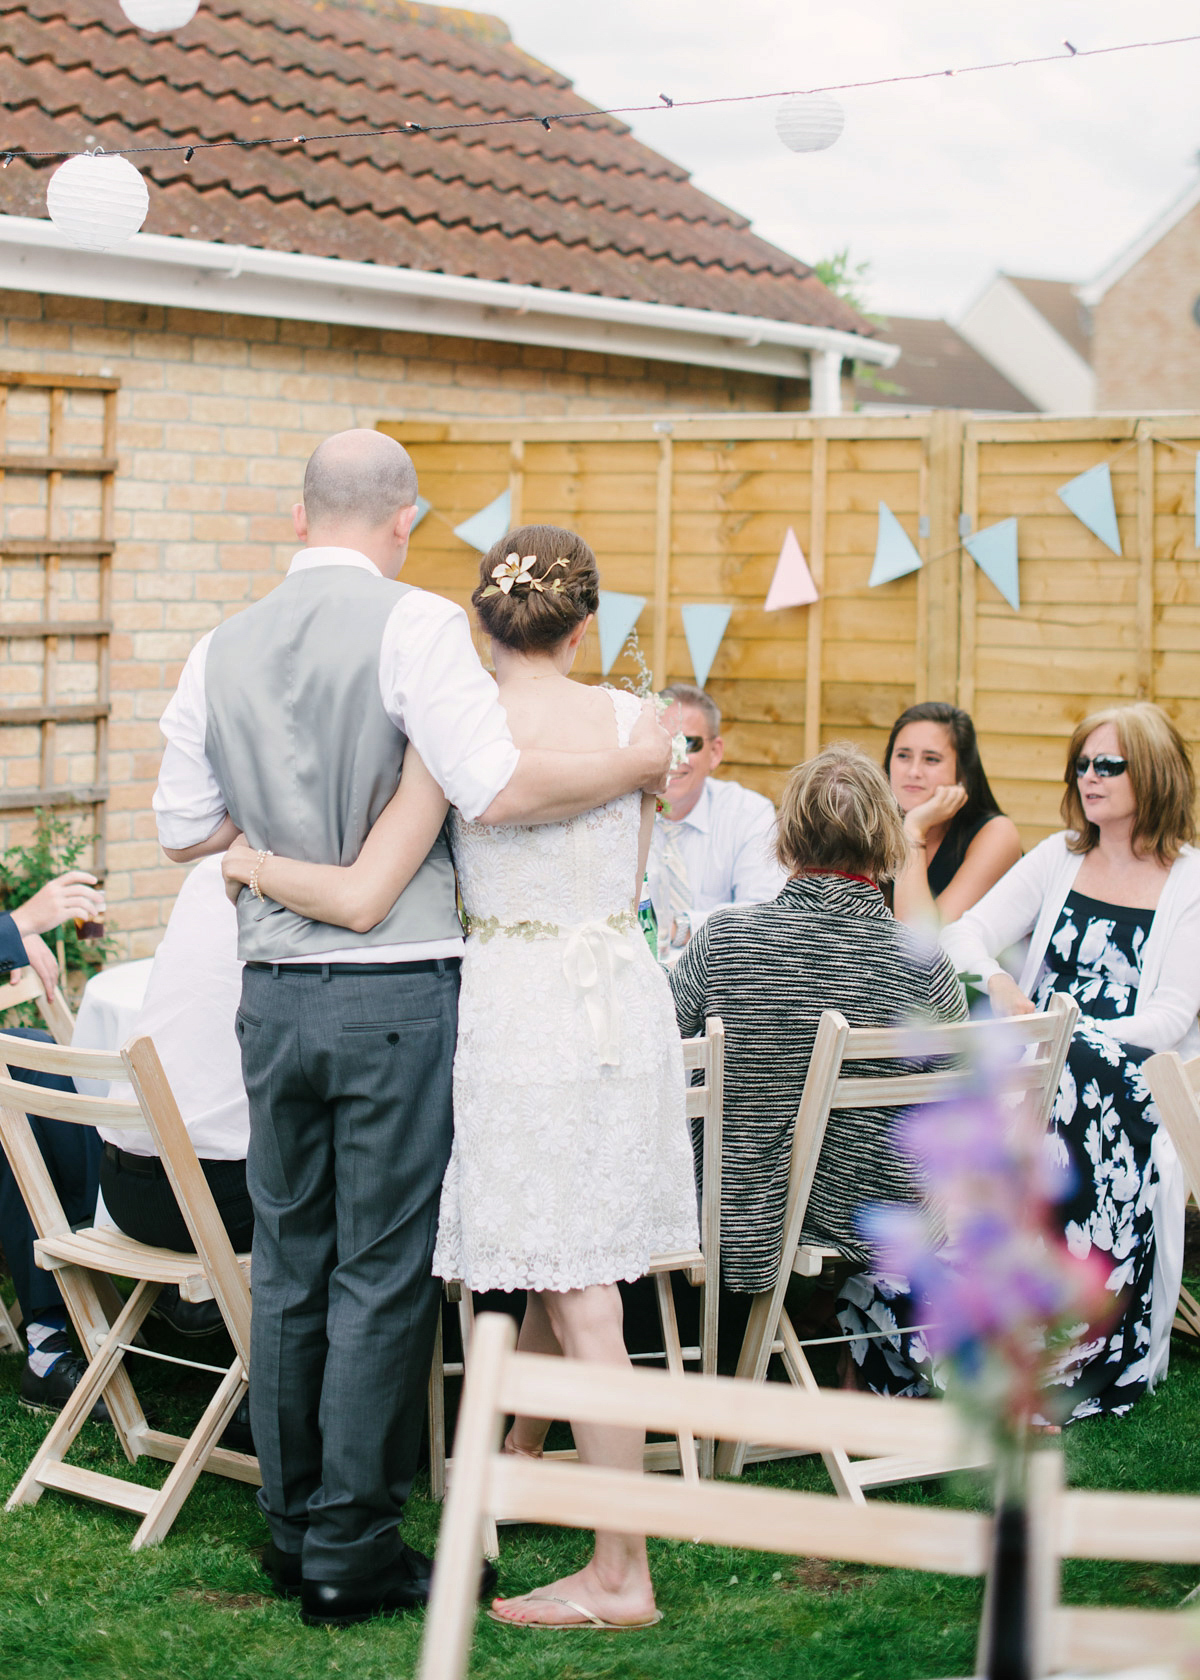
[562,920,636,1067]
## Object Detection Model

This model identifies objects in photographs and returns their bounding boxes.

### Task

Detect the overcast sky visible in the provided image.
[489,1,1200,320]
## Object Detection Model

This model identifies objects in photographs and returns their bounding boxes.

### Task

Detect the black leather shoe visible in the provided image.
[19,1346,110,1424]
[219,1395,254,1455]
[150,1285,226,1339]
[300,1543,498,1628]
[260,1541,303,1600]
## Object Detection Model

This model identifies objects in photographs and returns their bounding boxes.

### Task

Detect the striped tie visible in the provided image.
[658,819,692,935]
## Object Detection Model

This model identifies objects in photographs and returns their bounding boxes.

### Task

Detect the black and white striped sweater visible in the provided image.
[669,873,968,1293]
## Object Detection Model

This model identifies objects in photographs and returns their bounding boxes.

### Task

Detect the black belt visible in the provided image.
[245,958,461,977]
[103,1142,167,1178]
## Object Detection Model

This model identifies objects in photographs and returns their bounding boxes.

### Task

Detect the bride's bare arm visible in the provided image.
[222,749,450,933]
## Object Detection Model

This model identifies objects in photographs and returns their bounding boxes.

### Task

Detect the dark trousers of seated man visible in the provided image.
[237,959,458,1586]
[99,1146,253,1255]
[0,1028,99,1325]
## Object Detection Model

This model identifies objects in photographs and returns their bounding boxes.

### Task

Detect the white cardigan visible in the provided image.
[941,832,1200,1061]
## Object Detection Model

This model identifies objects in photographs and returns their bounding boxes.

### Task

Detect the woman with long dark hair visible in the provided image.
[884,700,1021,925]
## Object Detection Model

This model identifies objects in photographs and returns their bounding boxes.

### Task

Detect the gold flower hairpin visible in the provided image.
[481,554,568,598]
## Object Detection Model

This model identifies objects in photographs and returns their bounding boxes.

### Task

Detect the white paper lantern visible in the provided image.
[118,0,201,31]
[774,93,846,154]
[46,153,150,251]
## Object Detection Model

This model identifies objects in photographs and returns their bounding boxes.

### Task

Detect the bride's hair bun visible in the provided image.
[472,524,600,653]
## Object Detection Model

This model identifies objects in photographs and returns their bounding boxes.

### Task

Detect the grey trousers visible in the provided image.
[237,960,458,1582]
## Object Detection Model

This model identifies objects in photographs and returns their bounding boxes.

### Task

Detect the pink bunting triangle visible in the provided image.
[764,526,818,611]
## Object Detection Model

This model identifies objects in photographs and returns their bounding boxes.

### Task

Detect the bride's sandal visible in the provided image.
[488,1593,663,1631]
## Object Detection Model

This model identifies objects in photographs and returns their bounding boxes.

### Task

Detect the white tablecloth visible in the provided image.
[71,959,154,1096]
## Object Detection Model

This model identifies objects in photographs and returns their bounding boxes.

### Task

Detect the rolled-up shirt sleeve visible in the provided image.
[153,632,230,851]
[381,592,519,821]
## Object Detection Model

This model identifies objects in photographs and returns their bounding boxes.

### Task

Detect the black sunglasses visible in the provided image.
[683,735,708,754]
[1074,754,1128,779]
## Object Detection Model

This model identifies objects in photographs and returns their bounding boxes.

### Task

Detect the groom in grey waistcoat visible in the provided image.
[154,430,669,1626]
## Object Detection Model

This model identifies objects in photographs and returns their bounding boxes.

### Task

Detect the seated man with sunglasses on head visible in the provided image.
[942,702,1199,1423]
[648,684,787,951]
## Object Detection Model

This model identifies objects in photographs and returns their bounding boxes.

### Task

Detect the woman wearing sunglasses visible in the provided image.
[942,701,1199,1422]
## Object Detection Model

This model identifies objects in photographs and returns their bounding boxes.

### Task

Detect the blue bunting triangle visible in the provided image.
[868,502,922,587]
[1056,463,1122,557]
[453,489,511,553]
[964,517,1020,612]
[595,591,647,676]
[682,602,732,689]
[411,494,432,530]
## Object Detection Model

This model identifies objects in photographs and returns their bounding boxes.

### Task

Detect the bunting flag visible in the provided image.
[964,517,1020,612]
[453,488,511,552]
[868,501,922,587]
[682,602,733,689]
[411,494,431,530]
[764,526,819,610]
[1056,462,1122,556]
[595,590,646,676]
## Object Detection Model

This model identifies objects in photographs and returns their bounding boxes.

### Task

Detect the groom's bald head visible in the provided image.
[301,429,418,535]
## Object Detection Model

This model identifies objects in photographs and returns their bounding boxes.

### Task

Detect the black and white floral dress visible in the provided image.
[1032,889,1160,1421]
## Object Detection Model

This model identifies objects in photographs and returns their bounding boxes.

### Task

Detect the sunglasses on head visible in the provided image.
[1074,754,1128,779]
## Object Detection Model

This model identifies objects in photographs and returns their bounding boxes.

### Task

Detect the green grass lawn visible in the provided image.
[1,1301,1197,1680]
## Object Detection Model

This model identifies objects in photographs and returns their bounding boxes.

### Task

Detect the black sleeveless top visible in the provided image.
[926,810,998,897]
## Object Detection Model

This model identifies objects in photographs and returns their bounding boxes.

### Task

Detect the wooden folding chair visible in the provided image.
[715,993,1079,1498]
[0,1029,257,1549]
[0,971,77,1352]
[426,1019,724,1556]
[1019,1448,1200,1672]
[417,1311,992,1680]
[1145,1048,1200,1341]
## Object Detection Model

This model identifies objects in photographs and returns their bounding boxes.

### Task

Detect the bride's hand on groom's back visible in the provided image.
[631,701,673,794]
[222,833,253,906]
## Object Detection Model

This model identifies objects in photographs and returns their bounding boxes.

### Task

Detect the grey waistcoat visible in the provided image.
[204,565,461,962]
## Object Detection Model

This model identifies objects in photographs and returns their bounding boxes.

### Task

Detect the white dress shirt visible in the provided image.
[153,547,521,963]
[647,775,787,932]
[100,857,248,1159]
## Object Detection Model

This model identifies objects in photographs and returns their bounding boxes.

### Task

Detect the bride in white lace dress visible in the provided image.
[223,525,697,1632]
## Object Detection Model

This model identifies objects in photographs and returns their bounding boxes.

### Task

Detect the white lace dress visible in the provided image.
[432,686,699,1293]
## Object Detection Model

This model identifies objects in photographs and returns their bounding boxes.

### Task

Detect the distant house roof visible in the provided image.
[1001,275,1091,364]
[1079,174,1200,306]
[0,0,879,344]
[854,314,1036,413]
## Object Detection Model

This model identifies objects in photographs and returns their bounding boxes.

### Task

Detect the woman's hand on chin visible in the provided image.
[222,832,253,905]
[987,972,1036,1017]
[904,783,967,843]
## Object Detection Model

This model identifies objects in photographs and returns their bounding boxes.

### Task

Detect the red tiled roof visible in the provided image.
[0,0,877,338]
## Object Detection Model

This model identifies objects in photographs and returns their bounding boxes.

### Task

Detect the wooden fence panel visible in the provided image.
[383,413,1200,847]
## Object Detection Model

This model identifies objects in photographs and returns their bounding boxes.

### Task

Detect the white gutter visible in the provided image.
[0,214,896,408]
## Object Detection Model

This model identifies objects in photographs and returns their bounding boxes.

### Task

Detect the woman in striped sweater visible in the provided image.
[669,744,967,1382]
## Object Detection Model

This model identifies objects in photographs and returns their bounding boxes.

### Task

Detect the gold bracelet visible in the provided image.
[249,848,274,902]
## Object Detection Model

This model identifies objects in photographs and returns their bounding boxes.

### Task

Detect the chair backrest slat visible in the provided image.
[497,1342,971,1460]
[833,1058,1051,1111]
[490,1456,989,1575]
[844,1012,1064,1058]
[1056,1488,1200,1564]
[0,1029,124,1084]
[0,1074,143,1128]
[1145,1050,1200,1215]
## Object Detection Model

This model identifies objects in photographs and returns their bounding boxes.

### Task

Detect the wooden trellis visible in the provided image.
[0,371,118,874]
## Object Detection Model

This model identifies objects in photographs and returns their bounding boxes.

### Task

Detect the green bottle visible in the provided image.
[637,870,659,958]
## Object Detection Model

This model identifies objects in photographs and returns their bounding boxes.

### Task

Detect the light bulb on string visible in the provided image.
[774,92,845,153]
[46,151,150,250]
[118,0,201,31]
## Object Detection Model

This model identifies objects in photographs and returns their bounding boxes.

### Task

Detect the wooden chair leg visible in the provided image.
[714,1289,779,1478]
[7,1278,157,1511]
[51,1265,152,1462]
[428,1310,447,1502]
[0,1293,22,1353]
[653,1273,699,1485]
[777,1307,860,1504]
[131,1362,248,1551]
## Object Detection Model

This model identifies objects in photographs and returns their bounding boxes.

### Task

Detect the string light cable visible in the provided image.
[2,30,1199,164]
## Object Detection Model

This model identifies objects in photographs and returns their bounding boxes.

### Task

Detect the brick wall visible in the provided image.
[1093,202,1200,409]
[0,288,798,956]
